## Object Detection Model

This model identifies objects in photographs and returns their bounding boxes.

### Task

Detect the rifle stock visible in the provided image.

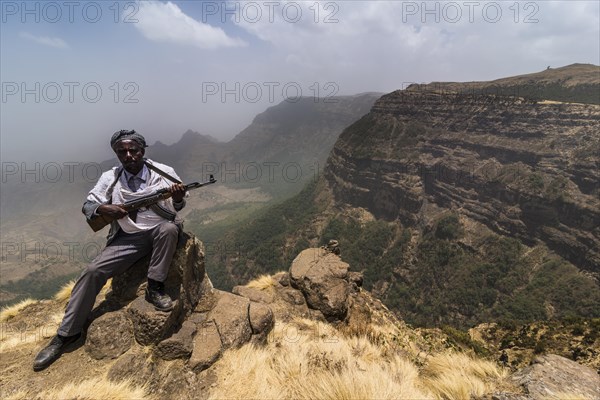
[87,175,217,232]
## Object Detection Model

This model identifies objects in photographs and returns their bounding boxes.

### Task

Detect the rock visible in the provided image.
[109,232,213,322]
[512,354,600,400]
[189,321,222,373]
[321,239,341,255]
[101,233,213,346]
[280,287,307,306]
[108,352,154,386]
[155,321,197,360]
[249,302,274,338]
[206,290,252,349]
[289,248,351,321]
[128,296,178,346]
[85,311,133,360]
[347,271,364,288]
[273,271,290,286]
[77,233,277,375]
[325,89,600,273]
[232,285,275,304]
[491,394,530,400]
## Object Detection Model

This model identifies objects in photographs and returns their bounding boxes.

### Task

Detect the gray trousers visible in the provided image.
[57,222,179,336]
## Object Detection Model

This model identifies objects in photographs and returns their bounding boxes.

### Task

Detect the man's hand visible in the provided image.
[168,183,186,203]
[97,204,128,219]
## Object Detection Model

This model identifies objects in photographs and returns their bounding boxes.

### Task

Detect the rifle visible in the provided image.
[87,175,217,232]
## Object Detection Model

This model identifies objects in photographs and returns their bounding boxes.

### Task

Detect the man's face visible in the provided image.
[113,140,145,174]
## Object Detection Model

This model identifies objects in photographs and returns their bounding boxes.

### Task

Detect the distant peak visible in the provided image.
[180,130,221,143]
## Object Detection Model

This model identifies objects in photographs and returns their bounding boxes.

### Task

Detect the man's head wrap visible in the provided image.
[110,130,147,149]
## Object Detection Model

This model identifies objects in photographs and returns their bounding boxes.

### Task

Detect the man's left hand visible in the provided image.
[168,183,186,202]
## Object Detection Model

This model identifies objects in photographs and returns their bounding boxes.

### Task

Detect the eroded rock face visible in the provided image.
[512,354,600,400]
[325,91,600,273]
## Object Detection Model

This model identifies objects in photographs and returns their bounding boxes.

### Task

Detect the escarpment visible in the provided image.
[325,91,600,273]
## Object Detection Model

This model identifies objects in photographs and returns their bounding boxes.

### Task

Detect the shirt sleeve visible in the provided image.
[82,169,117,220]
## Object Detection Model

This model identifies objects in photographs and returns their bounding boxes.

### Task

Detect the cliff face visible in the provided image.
[325,90,599,273]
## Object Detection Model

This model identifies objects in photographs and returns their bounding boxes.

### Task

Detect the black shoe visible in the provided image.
[33,333,81,371]
[145,286,173,312]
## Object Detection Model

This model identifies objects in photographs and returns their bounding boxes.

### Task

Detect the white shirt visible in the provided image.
[87,160,186,234]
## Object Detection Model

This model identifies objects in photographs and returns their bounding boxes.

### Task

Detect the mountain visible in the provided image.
[409,63,600,104]
[0,94,380,306]
[209,64,600,328]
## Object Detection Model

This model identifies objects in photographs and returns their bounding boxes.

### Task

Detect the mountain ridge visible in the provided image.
[207,63,600,329]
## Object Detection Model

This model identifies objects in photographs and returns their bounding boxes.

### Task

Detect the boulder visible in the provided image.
[154,321,197,360]
[83,232,276,377]
[249,302,275,341]
[206,291,252,349]
[232,285,276,304]
[189,321,222,373]
[512,354,600,400]
[289,248,351,321]
[128,296,179,346]
[102,233,212,345]
[108,352,155,387]
[108,232,212,322]
[85,311,133,360]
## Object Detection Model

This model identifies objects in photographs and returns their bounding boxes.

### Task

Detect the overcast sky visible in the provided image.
[1,0,599,163]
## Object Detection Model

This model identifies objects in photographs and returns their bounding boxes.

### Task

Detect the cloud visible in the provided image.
[231,1,599,88]
[135,1,246,49]
[19,32,68,48]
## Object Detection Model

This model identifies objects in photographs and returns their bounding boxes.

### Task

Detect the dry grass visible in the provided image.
[0,311,63,352]
[246,274,277,290]
[4,376,148,400]
[54,278,112,304]
[209,318,430,400]
[421,352,507,399]
[554,393,593,400]
[54,279,77,303]
[209,318,508,400]
[0,298,36,322]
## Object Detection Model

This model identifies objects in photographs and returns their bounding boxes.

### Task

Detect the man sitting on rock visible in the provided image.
[33,130,187,371]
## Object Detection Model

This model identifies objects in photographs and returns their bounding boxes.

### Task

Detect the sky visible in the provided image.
[1,0,599,164]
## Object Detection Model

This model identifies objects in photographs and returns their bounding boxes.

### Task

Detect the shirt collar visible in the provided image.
[123,164,148,183]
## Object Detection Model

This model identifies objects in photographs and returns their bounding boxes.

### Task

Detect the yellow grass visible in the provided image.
[0,298,36,322]
[246,274,277,290]
[0,311,63,352]
[54,278,112,304]
[209,318,509,400]
[54,279,76,303]
[422,352,507,399]
[4,376,148,400]
[209,318,430,400]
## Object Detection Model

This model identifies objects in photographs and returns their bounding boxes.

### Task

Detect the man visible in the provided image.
[33,130,187,371]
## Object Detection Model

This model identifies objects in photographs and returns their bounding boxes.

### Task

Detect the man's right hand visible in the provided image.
[97,204,128,219]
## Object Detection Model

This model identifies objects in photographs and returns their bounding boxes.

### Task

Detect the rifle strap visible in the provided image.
[107,167,124,204]
[144,161,180,222]
[144,161,182,184]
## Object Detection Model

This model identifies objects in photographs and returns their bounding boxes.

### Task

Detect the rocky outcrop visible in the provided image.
[325,90,600,273]
[83,232,274,376]
[511,354,600,400]
[233,248,362,324]
[289,248,351,321]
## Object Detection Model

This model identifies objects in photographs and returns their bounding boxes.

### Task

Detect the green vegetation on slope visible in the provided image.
[208,187,600,329]
[204,178,323,290]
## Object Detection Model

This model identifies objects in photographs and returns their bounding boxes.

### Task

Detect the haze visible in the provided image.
[1,0,598,163]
